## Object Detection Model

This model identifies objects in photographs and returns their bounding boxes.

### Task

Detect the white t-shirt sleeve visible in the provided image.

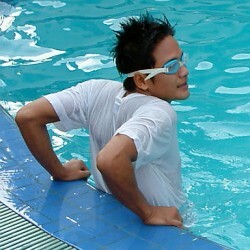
[115,102,175,168]
[44,81,93,131]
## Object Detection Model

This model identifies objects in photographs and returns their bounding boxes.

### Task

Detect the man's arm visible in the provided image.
[15,97,90,181]
[96,134,183,227]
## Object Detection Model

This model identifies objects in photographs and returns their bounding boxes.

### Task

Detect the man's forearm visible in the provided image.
[17,120,65,179]
[98,155,152,221]
[16,98,91,181]
[96,134,153,222]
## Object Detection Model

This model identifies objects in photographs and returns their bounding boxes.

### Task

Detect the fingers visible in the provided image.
[80,170,91,179]
[61,160,91,181]
[80,163,89,171]
[171,219,183,228]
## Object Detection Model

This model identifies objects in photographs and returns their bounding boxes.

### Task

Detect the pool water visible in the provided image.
[0,1,249,249]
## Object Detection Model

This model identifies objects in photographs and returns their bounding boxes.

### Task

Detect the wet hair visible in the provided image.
[111,12,175,91]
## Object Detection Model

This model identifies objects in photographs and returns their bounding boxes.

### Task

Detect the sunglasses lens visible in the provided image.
[164,60,179,74]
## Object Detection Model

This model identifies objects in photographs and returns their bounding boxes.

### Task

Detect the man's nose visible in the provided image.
[178,65,189,78]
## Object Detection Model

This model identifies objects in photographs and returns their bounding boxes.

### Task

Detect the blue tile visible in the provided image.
[11,183,51,202]
[77,217,118,236]
[76,238,104,250]
[54,226,95,245]
[22,209,51,225]
[52,182,90,199]
[187,237,230,250]
[68,209,96,223]
[94,229,129,246]
[0,149,17,168]
[65,190,110,209]
[0,190,24,210]
[41,216,79,233]
[37,201,80,220]
[0,194,27,212]
[123,223,182,244]
[105,236,159,250]
[88,200,121,216]
[26,195,63,208]
[42,221,62,234]
[34,170,53,184]
[159,231,195,249]
[99,206,139,228]
[2,172,37,190]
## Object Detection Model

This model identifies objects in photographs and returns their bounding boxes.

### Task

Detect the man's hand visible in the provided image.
[143,206,183,228]
[54,159,91,181]
[15,98,91,182]
[97,134,183,228]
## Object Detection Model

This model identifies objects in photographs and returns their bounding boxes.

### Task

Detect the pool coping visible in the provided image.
[0,104,231,250]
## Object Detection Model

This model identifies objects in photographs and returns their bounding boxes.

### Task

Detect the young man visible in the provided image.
[15,13,190,228]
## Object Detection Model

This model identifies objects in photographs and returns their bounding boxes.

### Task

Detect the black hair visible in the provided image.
[111,12,175,91]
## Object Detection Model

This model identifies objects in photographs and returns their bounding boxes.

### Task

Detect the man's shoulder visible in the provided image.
[134,95,173,110]
[78,78,122,87]
[132,97,176,123]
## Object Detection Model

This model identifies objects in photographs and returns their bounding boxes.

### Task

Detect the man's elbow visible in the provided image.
[96,151,113,174]
[15,106,35,129]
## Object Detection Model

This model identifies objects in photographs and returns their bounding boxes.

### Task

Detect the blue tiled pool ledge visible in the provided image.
[0,105,230,250]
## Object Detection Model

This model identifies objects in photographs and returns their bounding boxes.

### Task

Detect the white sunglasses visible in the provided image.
[127,52,187,80]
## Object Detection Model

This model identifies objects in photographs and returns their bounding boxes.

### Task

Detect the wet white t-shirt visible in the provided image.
[45,79,186,208]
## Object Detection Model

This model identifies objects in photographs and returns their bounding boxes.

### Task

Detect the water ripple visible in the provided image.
[32,1,66,8]
[232,53,250,60]
[225,67,249,73]
[226,102,250,115]
[0,2,22,32]
[215,86,250,95]
[103,17,131,31]
[194,61,213,71]
[0,36,65,66]
[194,121,250,140]
[0,79,6,87]
[53,54,114,72]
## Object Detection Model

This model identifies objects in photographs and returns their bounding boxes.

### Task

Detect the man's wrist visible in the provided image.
[139,204,154,223]
[50,164,66,180]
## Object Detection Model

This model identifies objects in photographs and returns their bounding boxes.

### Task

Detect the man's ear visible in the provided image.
[133,73,149,91]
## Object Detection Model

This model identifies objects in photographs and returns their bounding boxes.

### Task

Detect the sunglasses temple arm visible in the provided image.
[145,68,168,80]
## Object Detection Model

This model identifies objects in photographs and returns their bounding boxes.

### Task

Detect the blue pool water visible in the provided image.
[0,1,249,249]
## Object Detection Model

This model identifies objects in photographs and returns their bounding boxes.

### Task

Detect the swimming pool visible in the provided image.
[0,1,249,249]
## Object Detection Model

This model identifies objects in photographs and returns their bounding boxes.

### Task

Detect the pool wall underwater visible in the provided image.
[0,105,231,250]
